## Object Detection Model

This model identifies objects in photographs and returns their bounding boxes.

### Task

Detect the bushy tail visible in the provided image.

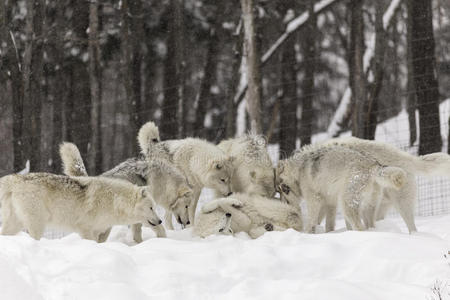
[375,166,407,190]
[137,121,160,158]
[408,153,450,177]
[59,142,88,176]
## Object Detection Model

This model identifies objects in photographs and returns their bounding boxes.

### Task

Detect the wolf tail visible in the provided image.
[59,142,88,176]
[402,152,450,177]
[374,166,407,190]
[137,121,160,158]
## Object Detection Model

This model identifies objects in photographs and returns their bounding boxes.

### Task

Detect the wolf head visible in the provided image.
[135,187,162,226]
[170,184,193,227]
[244,165,276,197]
[194,210,233,238]
[275,160,302,206]
[205,157,235,197]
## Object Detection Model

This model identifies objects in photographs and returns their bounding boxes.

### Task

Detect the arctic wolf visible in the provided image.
[324,136,450,233]
[60,122,193,242]
[151,138,234,224]
[276,144,406,233]
[194,193,302,238]
[217,134,275,198]
[0,173,162,241]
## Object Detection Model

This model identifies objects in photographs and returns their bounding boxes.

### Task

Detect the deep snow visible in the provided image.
[0,215,449,300]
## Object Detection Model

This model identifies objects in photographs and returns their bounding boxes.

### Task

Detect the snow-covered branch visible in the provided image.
[234,0,341,105]
[326,0,403,138]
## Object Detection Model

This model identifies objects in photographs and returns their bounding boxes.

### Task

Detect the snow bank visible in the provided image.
[0,216,449,300]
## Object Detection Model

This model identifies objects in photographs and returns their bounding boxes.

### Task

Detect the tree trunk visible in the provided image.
[299,0,317,147]
[410,0,442,154]
[129,0,143,140]
[51,0,65,173]
[406,0,417,147]
[88,0,102,173]
[194,27,219,138]
[240,0,262,134]
[1,1,24,171]
[364,0,385,140]
[120,0,139,152]
[161,0,184,139]
[279,5,298,158]
[350,0,367,138]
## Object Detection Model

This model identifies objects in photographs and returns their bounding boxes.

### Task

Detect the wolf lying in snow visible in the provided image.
[217,134,275,198]
[323,136,450,233]
[60,122,193,243]
[276,144,406,233]
[0,173,162,241]
[148,137,234,224]
[194,193,302,238]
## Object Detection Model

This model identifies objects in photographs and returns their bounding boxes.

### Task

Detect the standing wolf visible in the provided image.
[60,121,193,242]
[276,144,406,233]
[0,173,162,241]
[324,136,450,233]
[217,134,275,198]
[194,193,303,238]
[150,138,235,224]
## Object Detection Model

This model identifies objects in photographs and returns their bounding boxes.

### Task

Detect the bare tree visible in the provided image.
[240,0,262,134]
[349,0,367,138]
[279,3,298,157]
[299,0,317,146]
[406,0,417,147]
[161,0,185,139]
[410,0,442,154]
[88,0,102,173]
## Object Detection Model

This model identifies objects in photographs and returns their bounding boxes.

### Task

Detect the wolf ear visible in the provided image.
[249,170,257,182]
[276,161,285,175]
[140,187,149,198]
[228,156,235,164]
[178,186,192,199]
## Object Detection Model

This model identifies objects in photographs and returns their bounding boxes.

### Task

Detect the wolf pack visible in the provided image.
[1,120,450,242]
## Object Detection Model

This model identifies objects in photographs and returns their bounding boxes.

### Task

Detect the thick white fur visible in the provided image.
[0,173,162,241]
[162,138,234,223]
[217,134,275,198]
[194,193,302,239]
[60,142,88,177]
[276,144,406,233]
[137,121,160,157]
[324,136,450,232]
[59,140,193,242]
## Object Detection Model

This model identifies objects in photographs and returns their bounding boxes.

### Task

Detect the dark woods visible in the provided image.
[0,0,449,176]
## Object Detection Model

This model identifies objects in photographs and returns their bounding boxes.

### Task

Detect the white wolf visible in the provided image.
[60,122,193,243]
[276,144,406,233]
[324,136,450,233]
[0,173,162,241]
[194,193,303,238]
[152,138,235,223]
[217,134,275,198]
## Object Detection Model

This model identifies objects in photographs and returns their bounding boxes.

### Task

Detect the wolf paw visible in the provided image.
[223,197,243,208]
[264,223,274,231]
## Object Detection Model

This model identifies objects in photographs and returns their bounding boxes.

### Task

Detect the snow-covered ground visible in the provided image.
[0,215,449,300]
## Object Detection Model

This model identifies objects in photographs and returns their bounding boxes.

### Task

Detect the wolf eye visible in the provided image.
[150,207,153,210]
[152,138,158,142]
[220,178,226,183]
[185,205,188,208]
[280,184,290,195]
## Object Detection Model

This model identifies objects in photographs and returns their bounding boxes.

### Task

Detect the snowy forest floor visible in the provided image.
[1,213,449,300]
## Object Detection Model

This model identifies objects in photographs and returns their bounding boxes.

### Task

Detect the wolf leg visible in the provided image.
[97,227,111,243]
[132,223,143,243]
[341,190,365,231]
[391,175,417,233]
[305,193,323,233]
[188,188,202,225]
[325,205,337,232]
[362,184,382,229]
[164,211,174,230]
